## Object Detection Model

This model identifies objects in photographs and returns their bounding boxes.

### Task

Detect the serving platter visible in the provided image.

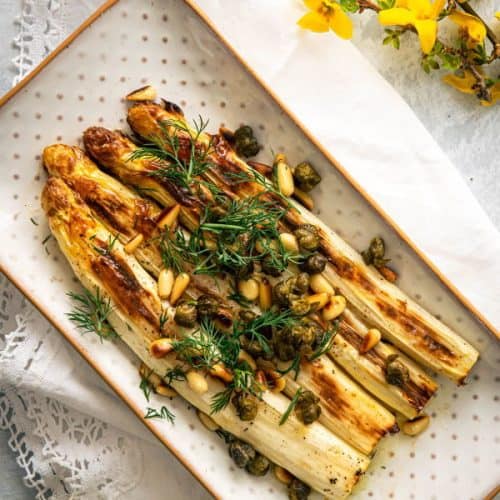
[0,0,498,498]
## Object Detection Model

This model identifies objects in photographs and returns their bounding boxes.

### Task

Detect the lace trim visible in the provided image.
[0,274,144,498]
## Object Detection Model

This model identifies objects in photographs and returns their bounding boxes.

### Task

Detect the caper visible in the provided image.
[239,309,257,323]
[362,237,389,268]
[385,354,410,387]
[273,279,293,306]
[289,298,311,316]
[233,125,260,158]
[246,454,270,476]
[174,302,198,328]
[293,162,321,192]
[232,391,259,421]
[261,254,283,277]
[288,478,311,500]
[240,335,265,358]
[294,224,320,251]
[294,390,321,425]
[300,253,327,274]
[274,341,296,362]
[228,440,256,468]
[293,272,310,295]
[196,294,219,318]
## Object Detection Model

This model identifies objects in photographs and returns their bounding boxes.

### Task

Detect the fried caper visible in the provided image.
[196,294,219,318]
[240,335,265,358]
[293,272,310,295]
[385,354,410,387]
[288,478,311,500]
[300,253,327,274]
[239,309,257,323]
[362,236,389,268]
[233,125,260,158]
[228,439,256,468]
[293,162,321,192]
[294,390,321,425]
[232,391,259,421]
[261,254,283,277]
[246,454,270,476]
[274,341,296,362]
[174,302,197,328]
[294,224,320,251]
[289,298,311,316]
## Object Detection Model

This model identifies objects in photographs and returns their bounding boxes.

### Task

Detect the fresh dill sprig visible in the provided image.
[66,289,116,341]
[90,234,119,256]
[159,309,169,332]
[210,386,234,414]
[279,387,303,426]
[308,321,339,361]
[140,369,154,402]
[277,354,301,381]
[144,405,175,423]
[164,366,187,386]
[128,117,218,196]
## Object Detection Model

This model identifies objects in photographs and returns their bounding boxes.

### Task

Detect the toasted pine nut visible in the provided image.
[158,268,175,299]
[266,370,286,393]
[209,363,234,383]
[169,272,190,305]
[359,328,381,354]
[259,278,272,311]
[197,410,220,431]
[402,415,430,436]
[186,370,209,394]
[279,233,299,254]
[275,154,294,197]
[157,204,181,230]
[306,292,330,310]
[156,385,177,398]
[309,274,334,295]
[322,295,346,320]
[126,85,157,101]
[150,337,174,358]
[293,187,314,210]
[124,233,144,254]
[274,465,293,485]
[379,265,398,283]
[238,278,259,301]
[139,363,163,387]
[238,350,257,371]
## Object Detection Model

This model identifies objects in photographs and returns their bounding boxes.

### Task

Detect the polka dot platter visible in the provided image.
[0,0,498,498]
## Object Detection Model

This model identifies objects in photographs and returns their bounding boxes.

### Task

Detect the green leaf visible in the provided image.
[279,388,303,426]
[339,0,359,13]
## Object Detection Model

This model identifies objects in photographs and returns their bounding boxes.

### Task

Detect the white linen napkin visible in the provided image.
[1,0,499,499]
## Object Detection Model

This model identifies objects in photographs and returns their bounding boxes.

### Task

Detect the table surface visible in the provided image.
[0,0,498,498]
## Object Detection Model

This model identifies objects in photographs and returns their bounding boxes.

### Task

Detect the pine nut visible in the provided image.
[402,415,430,436]
[293,187,314,210]
[158,268,175,300]
[309,274,334,295]
[169,272,190,305]
[157,204,181,230]
[279,233,299,254]
[156,385,177,398]
[359,328,381,354]
[197,410,220,431]
[209,363,234,383]
[259,278,272,311]
[274,465,293,485]
[306,292,330,310]
[186,370,208,394]
[266,370,286,393]
[126,85,157,101]
[238,278,259,301]
[150,337,174,358]
[238,350,257,371]
[124,233,144,254]
[275,154,295,197]
[322,295,346,320]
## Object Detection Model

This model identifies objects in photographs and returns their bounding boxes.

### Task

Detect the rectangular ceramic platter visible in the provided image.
[0,0,498,498]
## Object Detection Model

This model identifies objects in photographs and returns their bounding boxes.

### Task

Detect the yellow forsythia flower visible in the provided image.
[443,71,500,106]
[448,11,486,43]
[378,0,447,54]
[297,0,353,39]
[495,12,500,20]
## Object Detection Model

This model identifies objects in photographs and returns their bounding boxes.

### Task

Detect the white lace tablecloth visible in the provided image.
[1,0,499,499]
